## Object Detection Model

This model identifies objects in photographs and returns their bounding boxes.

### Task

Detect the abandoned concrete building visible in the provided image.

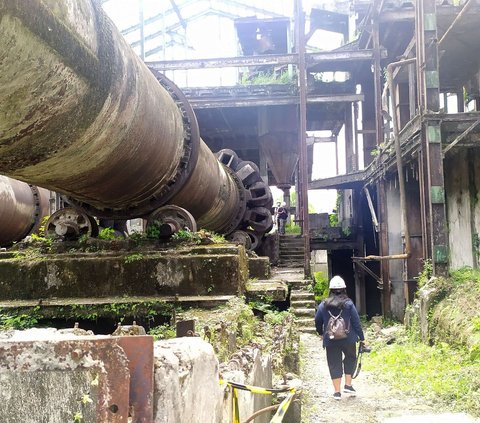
[1,0,480,421]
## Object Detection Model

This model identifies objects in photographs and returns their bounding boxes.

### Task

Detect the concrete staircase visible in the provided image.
[278,235,305,267]
[290,283,317,334]
[272,268,317,333]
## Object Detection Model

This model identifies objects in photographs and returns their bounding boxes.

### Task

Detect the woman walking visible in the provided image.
[314,275,366,400]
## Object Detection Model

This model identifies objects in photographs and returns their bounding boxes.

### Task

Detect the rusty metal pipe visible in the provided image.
[0,176,50,246]
[355,58,416,262]
[0,1,269,235]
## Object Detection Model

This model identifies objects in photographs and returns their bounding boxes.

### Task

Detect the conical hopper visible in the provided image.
[258,105,299,189]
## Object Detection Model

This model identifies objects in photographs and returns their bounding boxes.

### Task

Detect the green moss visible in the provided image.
[0,301,174,330]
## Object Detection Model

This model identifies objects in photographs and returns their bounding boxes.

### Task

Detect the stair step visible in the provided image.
[295,317,316,327]
[290,292,315,300]
[277,263,305,268]
[298,327,317,334]
[291,300,316,308]
[291,308,315,317]
[286,284,311,290]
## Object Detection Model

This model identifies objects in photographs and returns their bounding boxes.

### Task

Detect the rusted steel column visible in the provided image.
[372,11,391,314]
[0,176,50,246]
[415,0,448,275]
[0,1,265,236]
[295,0,311,275]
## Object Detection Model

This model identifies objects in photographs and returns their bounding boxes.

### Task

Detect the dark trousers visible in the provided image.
[325,343,357,379]
[278,218,286,234]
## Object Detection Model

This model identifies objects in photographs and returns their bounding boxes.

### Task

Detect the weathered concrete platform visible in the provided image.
[0,245,248,301]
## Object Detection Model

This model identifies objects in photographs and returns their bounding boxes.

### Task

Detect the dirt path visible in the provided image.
[299,333,478,423]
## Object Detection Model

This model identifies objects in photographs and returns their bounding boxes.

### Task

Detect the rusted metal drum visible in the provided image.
[0,1,270,237]
[0,176,50,246]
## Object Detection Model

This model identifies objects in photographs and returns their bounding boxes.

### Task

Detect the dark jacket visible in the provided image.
[314,299,365,348]
[277,207,288,220]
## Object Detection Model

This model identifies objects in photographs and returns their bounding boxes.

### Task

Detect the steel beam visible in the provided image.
[147,50,385,71]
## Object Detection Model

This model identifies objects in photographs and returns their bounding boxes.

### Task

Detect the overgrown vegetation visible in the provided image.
[0,312,38,330]
[172,228,226,245]
[364,267,480,417]
[312,271,329,302]
[149,324,176,340]
[179,297,296,369]
[240,70,294,85]
[98,227,121,241]
[364,329,480,416]
[285,224,301,235]
[0,301,175,331]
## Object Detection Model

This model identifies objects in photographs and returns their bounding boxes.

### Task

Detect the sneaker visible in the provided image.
[333,392,341,400]
[343,385,356,396]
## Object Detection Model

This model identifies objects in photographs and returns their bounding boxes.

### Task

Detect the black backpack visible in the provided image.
[326,309,349,340]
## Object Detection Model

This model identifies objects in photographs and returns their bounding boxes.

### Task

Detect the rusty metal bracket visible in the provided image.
[117,335,154,423]
[353,259,383,289]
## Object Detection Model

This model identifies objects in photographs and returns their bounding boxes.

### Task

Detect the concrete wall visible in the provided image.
[0,328,278,423]
[221,348,273,423]
[445,149,475,269]
[386,182,405,319]
[311,249,328,275]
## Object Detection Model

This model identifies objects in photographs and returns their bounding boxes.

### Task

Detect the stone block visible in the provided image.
[153,338,223,423]
[245,279,288,301]
[248,256,271,279]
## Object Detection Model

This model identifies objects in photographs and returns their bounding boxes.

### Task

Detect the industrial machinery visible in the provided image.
[0,176,50,246]
[0,1,272,248]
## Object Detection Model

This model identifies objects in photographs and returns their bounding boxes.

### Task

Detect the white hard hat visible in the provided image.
[329,275,346,289]
[281,202,286,207]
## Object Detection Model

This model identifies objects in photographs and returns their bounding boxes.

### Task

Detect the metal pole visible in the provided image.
[295,0,310,276]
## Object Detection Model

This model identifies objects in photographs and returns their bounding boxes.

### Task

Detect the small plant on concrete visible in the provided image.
[146,221,161,239]
[98,227,120,241]
[124,253,144,264]
[416,259,433,288]
[148,324,176,340]
[0,312,38,330]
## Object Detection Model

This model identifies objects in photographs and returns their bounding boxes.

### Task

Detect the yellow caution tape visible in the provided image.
[219,380,297,423]
[219,379,292,394]
[232,385,240,423]
[270,389,295,423]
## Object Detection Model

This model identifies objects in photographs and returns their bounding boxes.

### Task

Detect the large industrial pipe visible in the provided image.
[0,176,50,246]
[0,1,271,238]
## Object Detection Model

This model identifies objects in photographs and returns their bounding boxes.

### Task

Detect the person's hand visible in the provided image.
[359,341,371,353]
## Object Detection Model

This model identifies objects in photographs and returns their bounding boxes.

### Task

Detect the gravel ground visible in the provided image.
[299,333,479,423]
